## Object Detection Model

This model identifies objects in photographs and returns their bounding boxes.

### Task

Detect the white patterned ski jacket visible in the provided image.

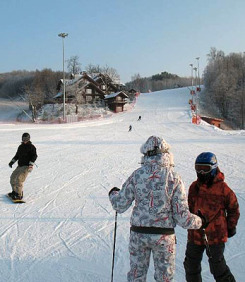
[109,153,202,230]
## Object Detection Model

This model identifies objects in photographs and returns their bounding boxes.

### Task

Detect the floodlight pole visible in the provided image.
[58,33,68,121]
[196,57,200,90]
[193,67,198,117]
[189,63,194,103]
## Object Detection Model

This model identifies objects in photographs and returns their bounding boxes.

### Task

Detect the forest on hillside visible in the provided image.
[1,49,245,129]
[202,47,245,129]
[0,57,120,102]
[0,65,192,106]
[125,72,193,93]
[0,69,62,102]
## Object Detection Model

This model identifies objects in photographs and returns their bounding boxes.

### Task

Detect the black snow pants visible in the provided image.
[183,242,236,282]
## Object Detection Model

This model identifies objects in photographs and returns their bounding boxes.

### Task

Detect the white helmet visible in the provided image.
[140,136,174,167]
[140,136,171,155]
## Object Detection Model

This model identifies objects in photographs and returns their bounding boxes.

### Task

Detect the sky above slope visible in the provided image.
[1,0,245,82]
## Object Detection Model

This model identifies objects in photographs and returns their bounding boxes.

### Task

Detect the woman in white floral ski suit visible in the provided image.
[109,136,205,282]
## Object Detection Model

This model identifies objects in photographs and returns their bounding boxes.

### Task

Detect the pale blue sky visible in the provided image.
[0,0,245,82]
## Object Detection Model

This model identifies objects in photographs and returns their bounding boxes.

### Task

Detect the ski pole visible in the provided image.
[202,229,212,259]
[111,211,118,282]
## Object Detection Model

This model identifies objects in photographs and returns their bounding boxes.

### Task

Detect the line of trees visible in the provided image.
[0,56,121,120]
[0,67,193,121]
[0,56,120,103]
[66,56,120,83]
[0,69,62,101]
[203,47,245,129]
[125,72,193,93]
[0,55,193,109]
[0,69,63,121]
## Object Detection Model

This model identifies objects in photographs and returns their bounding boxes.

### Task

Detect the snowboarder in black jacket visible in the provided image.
[8,133,37,200]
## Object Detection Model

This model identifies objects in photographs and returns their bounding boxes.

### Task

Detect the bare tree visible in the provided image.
[67,56,81,74]
[130,73,142,91]
[85,64,120,83]
[102,64,120,83]
[85,64,101,75]
[24,84,44,122]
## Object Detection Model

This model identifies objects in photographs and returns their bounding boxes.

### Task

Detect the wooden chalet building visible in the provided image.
[104,91,129,113]
[54,72,126,105]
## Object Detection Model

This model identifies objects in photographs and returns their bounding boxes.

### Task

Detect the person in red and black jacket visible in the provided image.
[8,133,37,200]
[184,152,240,282]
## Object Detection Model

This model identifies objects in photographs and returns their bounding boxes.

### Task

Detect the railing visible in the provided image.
[65,115,78,123]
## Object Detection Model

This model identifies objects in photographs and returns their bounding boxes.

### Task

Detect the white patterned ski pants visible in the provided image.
[127,231,176,282]
[10,166,29,196]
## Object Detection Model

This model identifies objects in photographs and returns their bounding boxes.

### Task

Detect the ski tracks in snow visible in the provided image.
[0,89,244,281]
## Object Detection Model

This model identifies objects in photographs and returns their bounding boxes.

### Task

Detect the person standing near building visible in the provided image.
[8,133,37,200]
[184,152,240,282]
[108,136,206,281]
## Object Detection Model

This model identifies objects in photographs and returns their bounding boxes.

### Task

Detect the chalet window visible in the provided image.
[101,85,106,90]
[86,88,92,94]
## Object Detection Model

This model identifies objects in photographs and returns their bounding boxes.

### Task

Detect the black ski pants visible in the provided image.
[183,242,236,282]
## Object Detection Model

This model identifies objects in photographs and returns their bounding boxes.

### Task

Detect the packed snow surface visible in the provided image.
[0,88,244,282]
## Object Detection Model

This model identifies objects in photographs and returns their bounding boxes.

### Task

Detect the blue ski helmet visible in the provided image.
[195,152,218,177]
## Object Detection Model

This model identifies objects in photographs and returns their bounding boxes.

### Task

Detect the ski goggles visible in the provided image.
[195,164,217,174]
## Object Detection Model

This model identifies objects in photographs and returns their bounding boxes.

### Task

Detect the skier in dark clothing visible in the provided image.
[184,152,240,282]
[138,115,141,121]
[128,125,132,132]
[8,133,38,200]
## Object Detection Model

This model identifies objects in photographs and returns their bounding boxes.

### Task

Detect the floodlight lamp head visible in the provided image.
[58,33,68,38]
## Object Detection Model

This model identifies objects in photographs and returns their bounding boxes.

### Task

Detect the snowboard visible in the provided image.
[6,194,25,204]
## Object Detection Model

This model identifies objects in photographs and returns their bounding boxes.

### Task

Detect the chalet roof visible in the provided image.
[60,78,79,86]
[59,72,120,91]
[55,72,123,100]
[59,73,98,87]
[82,72,100,86]
[93,73,112,82]
[104,91,129,99]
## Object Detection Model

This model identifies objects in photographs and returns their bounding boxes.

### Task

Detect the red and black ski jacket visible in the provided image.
[187,170,240,245]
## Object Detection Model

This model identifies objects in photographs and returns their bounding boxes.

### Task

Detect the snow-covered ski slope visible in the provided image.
[0,87,244,282]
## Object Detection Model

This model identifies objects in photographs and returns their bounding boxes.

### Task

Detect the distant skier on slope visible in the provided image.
[108,136,206,281]
[184,152,240,282]
[137,115,141,121]
[8,133,37,200]
[128,125,132,132]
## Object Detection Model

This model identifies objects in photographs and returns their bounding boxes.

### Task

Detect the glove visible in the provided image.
[8,161,14,168]
[28,165,33,173]
[198,210,209,229]
[109,187,120,196]
[228,228,236,238]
